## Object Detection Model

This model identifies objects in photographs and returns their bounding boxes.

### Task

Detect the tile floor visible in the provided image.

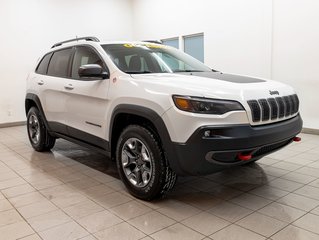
[0,126,319,240]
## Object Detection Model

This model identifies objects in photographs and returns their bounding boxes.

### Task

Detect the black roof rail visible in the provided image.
[142,40,163,44]
[51,36,100,48]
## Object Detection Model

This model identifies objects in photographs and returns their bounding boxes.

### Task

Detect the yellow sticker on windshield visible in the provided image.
[144,43,164,48]
[123,43,165,48]
[123,43,134,48]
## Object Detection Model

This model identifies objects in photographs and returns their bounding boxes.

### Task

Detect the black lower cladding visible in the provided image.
[170,114,303,176]
[48,122,110,156]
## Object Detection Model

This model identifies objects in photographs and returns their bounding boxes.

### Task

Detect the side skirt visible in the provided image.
[48,122,110,157]
[53,132,111,157]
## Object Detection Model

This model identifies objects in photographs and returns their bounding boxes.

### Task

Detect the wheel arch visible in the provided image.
[25,93,50,130]
[109,104,178,170]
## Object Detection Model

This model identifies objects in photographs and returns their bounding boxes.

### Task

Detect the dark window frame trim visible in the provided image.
[35,44,110,81]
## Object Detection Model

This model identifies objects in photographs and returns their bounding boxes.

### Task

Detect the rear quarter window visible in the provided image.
[36,53,52,75]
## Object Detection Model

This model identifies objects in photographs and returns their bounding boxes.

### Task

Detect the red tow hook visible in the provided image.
[238,152,252,161]
[293,137,301,142]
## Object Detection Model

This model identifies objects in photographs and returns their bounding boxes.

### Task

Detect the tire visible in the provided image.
[27,107,56,152]
[116,125,176,200]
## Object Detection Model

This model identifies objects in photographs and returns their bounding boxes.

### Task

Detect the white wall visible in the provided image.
[132,0,272,78]
[272,0,319,129]
[0,0,133,124]
[132,0,319,130]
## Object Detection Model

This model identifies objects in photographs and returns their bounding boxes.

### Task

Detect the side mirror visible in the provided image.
[78,64,109,80]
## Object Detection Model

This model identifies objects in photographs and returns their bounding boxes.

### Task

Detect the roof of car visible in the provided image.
[50,36,163,50]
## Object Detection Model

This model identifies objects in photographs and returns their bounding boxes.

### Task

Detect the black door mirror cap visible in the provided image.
[78,64,109,80]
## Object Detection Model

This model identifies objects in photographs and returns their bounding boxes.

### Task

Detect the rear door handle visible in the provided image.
[64,84,74,90]
[37,80,44,85]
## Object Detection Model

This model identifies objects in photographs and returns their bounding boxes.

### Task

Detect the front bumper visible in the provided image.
[168,114,303,175]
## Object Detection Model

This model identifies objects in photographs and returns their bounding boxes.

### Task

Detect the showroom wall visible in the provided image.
[0,0,133,124]
[132,0,319,130]
[132,0,272,79]
[272,0,319,129]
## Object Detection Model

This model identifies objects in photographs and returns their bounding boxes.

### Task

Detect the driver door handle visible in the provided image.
[37,80,44,85]
[64,84,74,90]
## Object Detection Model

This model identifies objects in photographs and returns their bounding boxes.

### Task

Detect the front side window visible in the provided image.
[72,46,106,79]
[47,48,72,78]
[102,43,211,74]
[36,53,52,75]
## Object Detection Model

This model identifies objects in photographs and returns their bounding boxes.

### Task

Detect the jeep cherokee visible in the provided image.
[25,36,303,200]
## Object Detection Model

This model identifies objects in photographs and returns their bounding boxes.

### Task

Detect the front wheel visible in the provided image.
[27,107,56,152]
[116,125,176,200]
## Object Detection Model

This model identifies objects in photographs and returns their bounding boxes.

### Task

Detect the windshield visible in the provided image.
[101,43,212,74]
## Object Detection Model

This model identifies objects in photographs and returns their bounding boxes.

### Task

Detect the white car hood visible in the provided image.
[131,72,295,102]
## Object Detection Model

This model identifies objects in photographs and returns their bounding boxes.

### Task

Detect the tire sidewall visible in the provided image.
[27,107,46,151]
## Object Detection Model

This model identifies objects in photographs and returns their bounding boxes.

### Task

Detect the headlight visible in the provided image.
[172,95,244,114]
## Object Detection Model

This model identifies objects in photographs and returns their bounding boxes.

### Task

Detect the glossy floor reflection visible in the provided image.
[0,126,319,240]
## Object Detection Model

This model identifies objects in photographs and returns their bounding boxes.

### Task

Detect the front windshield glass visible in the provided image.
[102,43,212,74]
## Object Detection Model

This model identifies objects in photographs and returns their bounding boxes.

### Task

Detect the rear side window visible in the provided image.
[36,53,52,75]
[47,48,72,78]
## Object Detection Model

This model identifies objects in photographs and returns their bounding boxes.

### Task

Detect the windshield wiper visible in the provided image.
[173,70,204,73]
[125,71,153,74]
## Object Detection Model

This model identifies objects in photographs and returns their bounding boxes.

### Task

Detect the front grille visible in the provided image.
[276,97,285,118]
[247,94,299,122]
[247,100,261,122]
[258,99,270,121]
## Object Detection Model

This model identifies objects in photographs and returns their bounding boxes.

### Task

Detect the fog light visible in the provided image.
[204,130,211,137]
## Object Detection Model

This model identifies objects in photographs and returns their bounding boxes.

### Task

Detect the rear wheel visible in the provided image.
[27,107,56,152]
[116,125,176,200]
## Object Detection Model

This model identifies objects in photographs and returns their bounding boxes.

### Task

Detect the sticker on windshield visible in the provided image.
[123,43,165,49]
[123,43,134,48]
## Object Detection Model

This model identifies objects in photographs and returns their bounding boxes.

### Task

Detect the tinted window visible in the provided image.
[36,53,52,75]
[72,46,106,79]
[47,48,72,78]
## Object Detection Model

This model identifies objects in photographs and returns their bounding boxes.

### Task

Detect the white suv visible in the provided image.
[25,36,302,200]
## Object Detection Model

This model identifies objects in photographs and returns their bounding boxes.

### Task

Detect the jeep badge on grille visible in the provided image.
[269,90,279,95]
